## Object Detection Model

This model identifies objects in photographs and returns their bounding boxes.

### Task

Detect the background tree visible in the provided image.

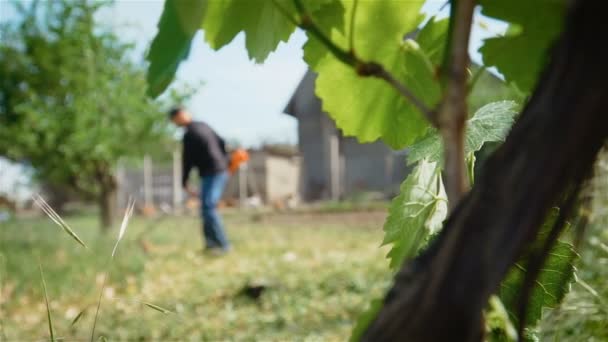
[0,0,185,229]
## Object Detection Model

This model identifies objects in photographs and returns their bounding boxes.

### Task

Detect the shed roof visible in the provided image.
[283,70,317,117]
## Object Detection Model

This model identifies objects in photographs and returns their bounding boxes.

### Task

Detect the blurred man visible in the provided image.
[169,106,230,254]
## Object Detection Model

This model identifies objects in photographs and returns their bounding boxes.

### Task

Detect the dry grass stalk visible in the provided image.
[32,194,87,249]
[112,198,135,258]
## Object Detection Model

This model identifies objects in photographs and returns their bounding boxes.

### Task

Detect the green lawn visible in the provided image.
[0,210,392,341]
[1,208,606,341]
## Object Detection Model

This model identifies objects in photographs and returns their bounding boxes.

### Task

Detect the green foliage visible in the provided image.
[301,0,345,69]
[408,101,519,165]
[202,0,296,62]
[147,0,340,97]
[0,1,177,208]
[313,4,440,149]
[467,65,525,112]
[539,223,608,340]
[146,0,207,97]
[499,208,578,329]
[382,159,447,270]
[478,0,567,93]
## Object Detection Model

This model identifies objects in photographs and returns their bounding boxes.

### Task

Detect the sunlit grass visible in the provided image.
[1,210,391,340]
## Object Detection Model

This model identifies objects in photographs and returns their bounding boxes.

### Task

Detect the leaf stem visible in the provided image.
[348,0,359,53]
[270,0,299,27]
[291,0,433,120]
[372,65,435,123]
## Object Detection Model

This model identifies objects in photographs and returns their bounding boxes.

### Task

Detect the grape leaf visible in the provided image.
[408,100,518,165]
[382,159,447,270]
[313,2,444,149]
[499,208,578,328]
[147,0,336,97]
[478,0,567,93]
[202,0,296,63]
[146,0,207,98]
[351,157,446,340]
[416,16,449,65]
[202,0,338,63]
[302,0,346,69]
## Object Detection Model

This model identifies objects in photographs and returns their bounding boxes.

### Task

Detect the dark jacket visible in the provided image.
[182,121,228,186]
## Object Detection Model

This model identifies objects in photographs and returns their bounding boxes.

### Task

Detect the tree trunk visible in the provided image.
[99,182,117,231]
[41,182,74,214]
[363,1,608,341]
[99,174,117,231]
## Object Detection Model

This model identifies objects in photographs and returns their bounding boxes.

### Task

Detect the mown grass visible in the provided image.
[1,207,606,341]
[0,210,392,341]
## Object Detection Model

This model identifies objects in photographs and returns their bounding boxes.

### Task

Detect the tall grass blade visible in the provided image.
[32,194,88,249]
[111,198,135,258]
[91,198,135,341]
[142,302,172,314]
[90,272,107,342]
[0,253,7,342]
[70,307,87,327]
[39,263,56,342]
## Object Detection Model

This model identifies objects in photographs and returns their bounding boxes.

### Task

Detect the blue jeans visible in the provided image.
[200,171,230,250]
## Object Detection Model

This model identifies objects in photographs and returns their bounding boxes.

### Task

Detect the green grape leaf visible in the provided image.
[146,0,207,98]
[314,9,446,148]
[478,0,567,93]
[148,0,334,96]
[416,16,449,65]
[499,208,578,328]
[382,159,448,270]
[302,0,346,69]
[408,100,518,165]
[466,100,518,153]
[202,0,302,63]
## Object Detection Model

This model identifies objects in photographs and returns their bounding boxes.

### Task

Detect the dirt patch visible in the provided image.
[241,210,387,228]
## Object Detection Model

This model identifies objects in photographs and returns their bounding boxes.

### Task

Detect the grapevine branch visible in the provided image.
[290,0,435,122]
[363,1,608,338]
[437,0,476,210]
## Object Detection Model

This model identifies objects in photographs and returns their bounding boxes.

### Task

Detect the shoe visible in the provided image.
[204,247,230,257]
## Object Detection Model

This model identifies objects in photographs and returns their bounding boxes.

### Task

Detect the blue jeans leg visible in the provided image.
[201,172,230,249]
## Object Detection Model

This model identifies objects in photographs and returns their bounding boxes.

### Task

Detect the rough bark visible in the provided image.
[95,163,117,231]
[363,1,608,341]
